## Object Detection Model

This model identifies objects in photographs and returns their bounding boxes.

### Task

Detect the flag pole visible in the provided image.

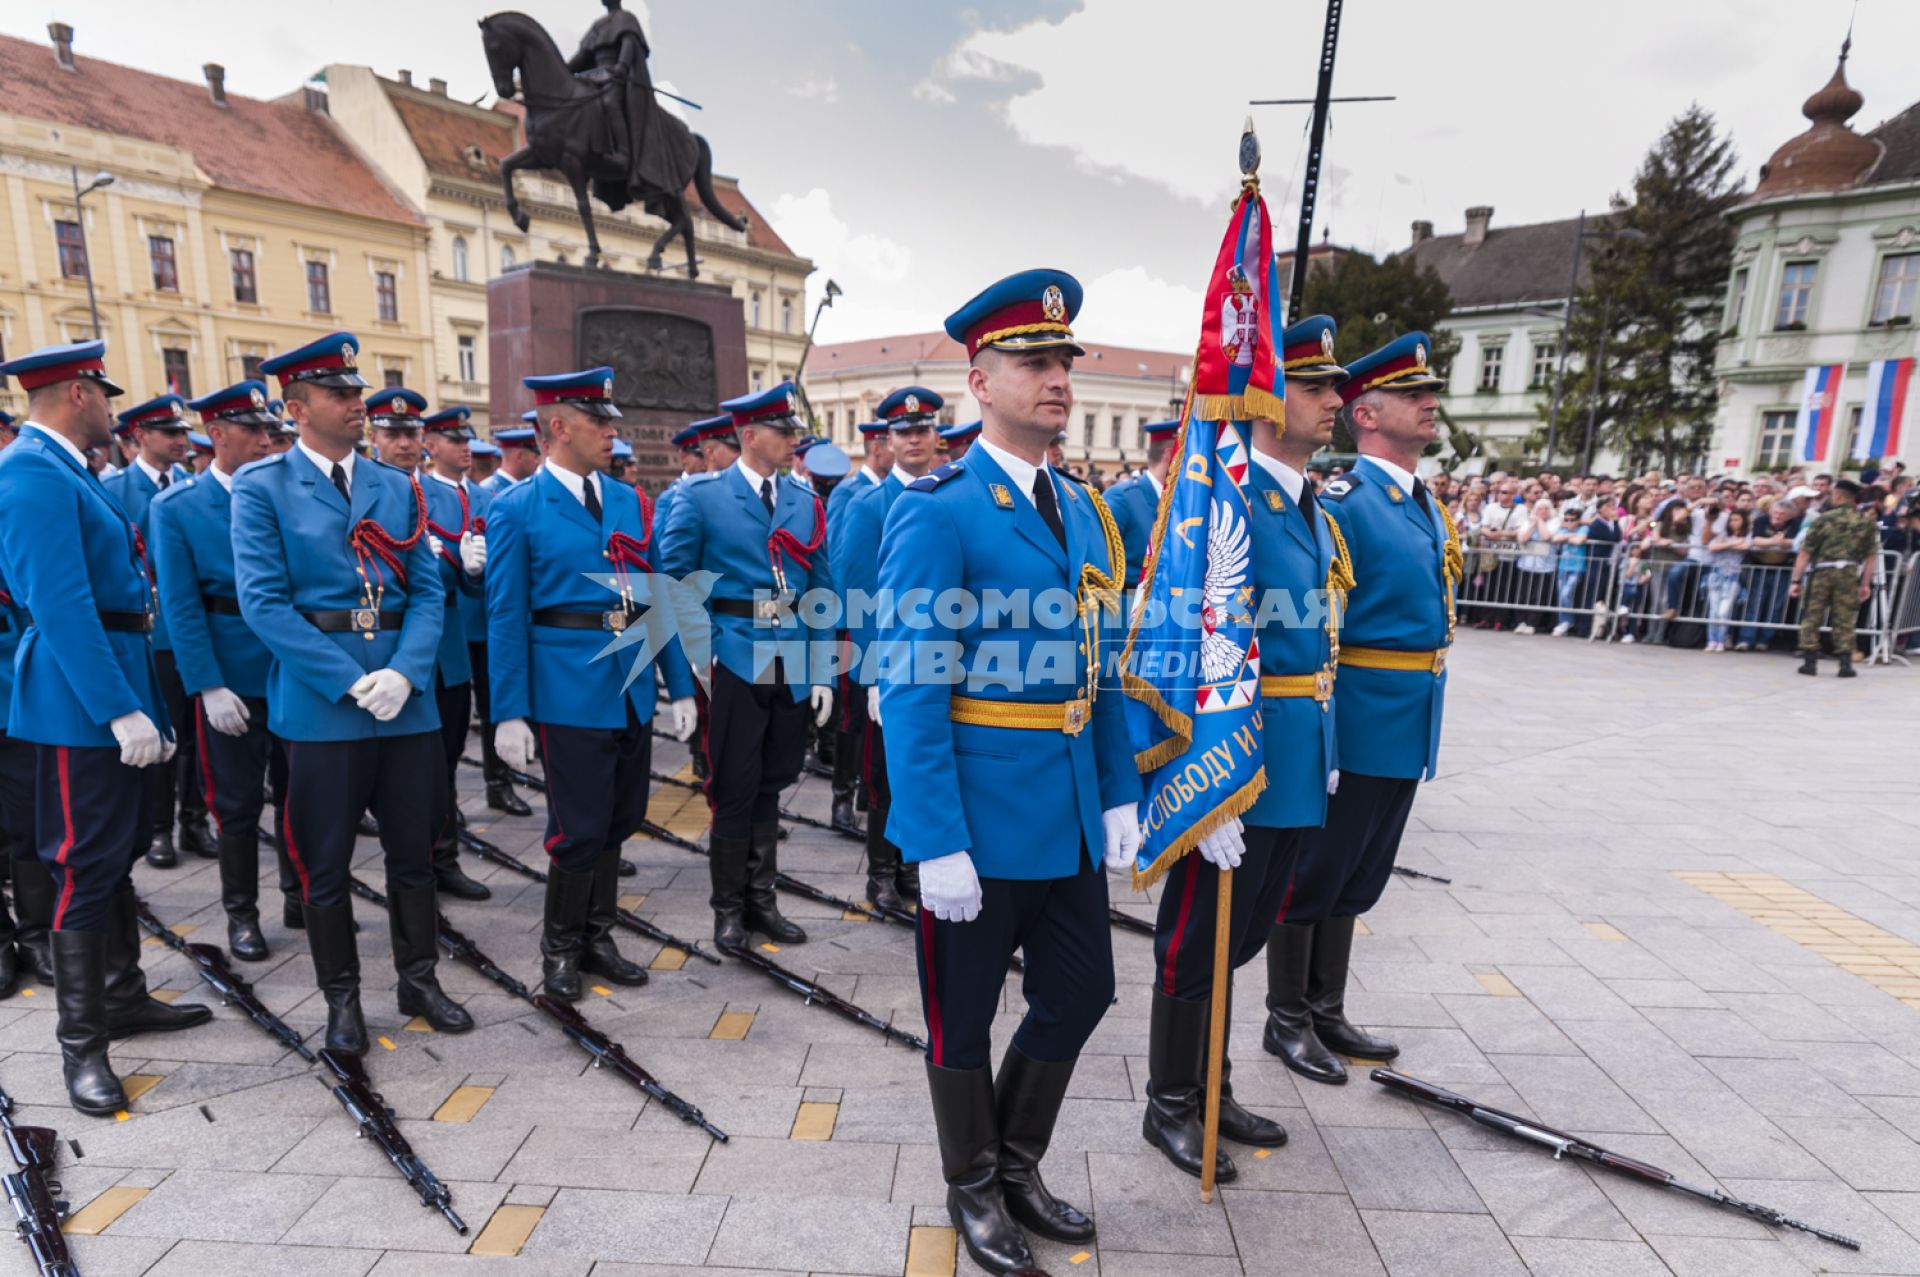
[1199,867,1233,1204]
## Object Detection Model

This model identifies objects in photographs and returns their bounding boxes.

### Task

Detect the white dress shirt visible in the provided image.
[23,422,91,473]
[857,464,883,488]
[298,440,355,493]
[134,454,175,489]
[972,436,1058,512]
[1359,454,1417,494]
[542,458,600,509]
[209,463,236,493]
[734,456,778,507]
[1250,448,1306,503]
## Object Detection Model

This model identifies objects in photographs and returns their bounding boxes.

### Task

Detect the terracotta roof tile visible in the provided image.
[0,34,417,224]
[1399,214,1602,309]
[810,331,1187,380]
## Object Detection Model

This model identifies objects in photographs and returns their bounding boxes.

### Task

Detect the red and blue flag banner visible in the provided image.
[1855,357,1913,461]
[1794,363,1846,464]
[1191,176,1285,426]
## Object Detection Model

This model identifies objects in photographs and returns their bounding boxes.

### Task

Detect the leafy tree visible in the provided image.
[1301,251,1460,455]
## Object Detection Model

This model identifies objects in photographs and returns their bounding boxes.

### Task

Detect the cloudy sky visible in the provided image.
[5,1,1917,350]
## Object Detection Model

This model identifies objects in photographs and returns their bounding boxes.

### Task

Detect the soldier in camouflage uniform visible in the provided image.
[1791,478,1877,678]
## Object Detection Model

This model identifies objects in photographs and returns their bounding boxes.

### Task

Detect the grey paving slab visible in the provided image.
[144,1240,383,1276]
[1451,1149,1636,1240]
[41,1233,177,1277]
[1222,1188,1386,1275]
[1435,993,1583,1056]
[1321,1126,1487,1214]
[703,1194,912,1275]
[1084,1150,1238,1255]
[497,1122,713,1192]
[514,1186,729,1266]
[1359,1209,1529,1276]
[1643,1234,1822,1277]
[277,1176,512,1253]
[690,1136,898,1200]
[1508,1236,1677,1277]
[106,1167,336,1243]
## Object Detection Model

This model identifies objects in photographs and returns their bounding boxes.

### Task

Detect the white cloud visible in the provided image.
[652,79,692,125]
[769,188,914,300]
[1079,267,1204,354]
[789,77,839,104]
[911,78,956,105]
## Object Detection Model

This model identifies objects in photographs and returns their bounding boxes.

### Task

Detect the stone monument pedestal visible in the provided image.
[487,261,748,494]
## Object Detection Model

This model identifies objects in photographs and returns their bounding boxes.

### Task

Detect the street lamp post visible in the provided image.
[69,165,116,340]
[792,279,842,436]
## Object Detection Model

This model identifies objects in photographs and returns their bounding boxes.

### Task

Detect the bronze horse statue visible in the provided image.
[479,10,747,275]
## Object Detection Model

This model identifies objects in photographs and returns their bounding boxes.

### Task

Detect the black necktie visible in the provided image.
[1298,481,1320,545]
[155,470,171,490]
[760,478,775,517]
[1032,471,1066,549]
[1412,478,1432,515]
[583,476,603,523]
[329,463,350,503]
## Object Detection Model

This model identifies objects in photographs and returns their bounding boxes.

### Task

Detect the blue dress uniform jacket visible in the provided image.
[232,451,443,742]
[150,475,273,699]
[1321,456,1451,780]
[657,466,831,702]
[828,473,905,688]
[486,468,694,729]
[422,476,478,686]
[877,449,1141,879]
[0,427,168,746]
[454,479,494,646]
[101,461,191,650]
[1106,474,1160,589]
[825,467,876,537]
[479,471,517,498]
[0,566,23,710]
[1244,466,1339,829]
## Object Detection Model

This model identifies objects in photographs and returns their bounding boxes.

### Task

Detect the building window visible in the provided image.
[384,368,405,388]
[1725,267,1749,334]
[241,354,264,381]
[375,271,398,322]
[55,220,88,280]
[451,236,469,283]
[1477,342,1505,392]
[751,369,764,393]
[1529,341,1557,389]
[148,236,178,292]
[1871,253,1919,326]
[1756,409,1797,469]
[456,334,477,382]
[306,260,331,313]
[1774,261,1815,330]
[749,293,762,329]
[500,244,516,272]
[781,297,793,334]
[230,248,257,303]
[162,348,192,398]
[1845,404,1866,459]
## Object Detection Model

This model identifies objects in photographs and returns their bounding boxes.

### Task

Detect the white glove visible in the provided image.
[348,668,413,722]
[809,684,833,728]
[200,687,251,738]
[1102,804,1142,873]
[1328,769,1341,796]
[670,697,696,742]
[496,718,537,769]
[460,531,487,575]
[109,711,166,768]
[867,685,882,728]
[919,851,983,923]
[428,533,446,561]
[1197,817,1245,870]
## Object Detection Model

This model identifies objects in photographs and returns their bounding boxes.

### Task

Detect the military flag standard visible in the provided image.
[1855,357,1913,461]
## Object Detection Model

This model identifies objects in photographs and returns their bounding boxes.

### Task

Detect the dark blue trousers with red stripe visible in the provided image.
[914,853,1113,1071]
[1152,825,1302,1002]
[0,732,37,857]
[536,705,652,875]
[195,695,278,839]
[1284,773,1418,924]
[280,732,441,908]
[34,744,151,931]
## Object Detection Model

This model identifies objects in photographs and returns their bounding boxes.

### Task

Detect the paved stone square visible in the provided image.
[4,631,1917,1276]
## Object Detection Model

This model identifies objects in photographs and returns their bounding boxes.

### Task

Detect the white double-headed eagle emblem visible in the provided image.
[1198,497,1252,684]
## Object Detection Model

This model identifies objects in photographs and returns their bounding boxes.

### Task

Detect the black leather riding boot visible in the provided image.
[995,1045,1094,1242]
[9,858,55,986]
[217,830,269,961]
[1263,922,1344,1083]
[1210,980,1286,1144]
[52,929,125,1116]
[540,863,596,1001]
[1308,915,1398,1060]
[0,878,18,1000]
[391,885,474,1033]
[431,802,492,902]
[744,821,805,943]
[708,834,750,953]
[579,850,647,987]
[103,887,212,1039]
[928,1060,1043,1277]
[1142,988,1235,1182]
[305,902,368,1054]
[865,832,907,915]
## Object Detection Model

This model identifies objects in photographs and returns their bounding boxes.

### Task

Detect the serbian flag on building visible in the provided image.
[1855,357,1913,461]
[1794,363,1846,464]
[1118,154,1273,890]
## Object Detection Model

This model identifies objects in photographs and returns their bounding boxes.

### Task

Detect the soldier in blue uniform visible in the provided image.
[1281,331,1458,1081]
[418,405,494,901]
[473,420,540,812]
[236,333,472,1053]
[653,421,708,535]
[104,395,213,870]
[821,419,893,833]
[830,387,941,910]
[0,410,57,997]
[1106,419,1178,589]
[658,381,834,952]
[488,368,696,996]
[939,419,981,462]
[479,421,541,497]
[879,271,1141,1276]
[0,341,212,1114]
[152,381,283,961]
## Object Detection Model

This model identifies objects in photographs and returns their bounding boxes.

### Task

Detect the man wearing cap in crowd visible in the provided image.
[472,416,540,815]
[0,340,212,1114]
[665,411,741,786]
[418,404,494,902]
[481,417,543,497]
[151,380,283,962]
[832,387,942,913]
[488,367,696,998]
[1279,330,1460,1083]
[265,400,296,454]
[1046,431,1067,471]
[790,434,821,492]
[104,394,214,871]
[0,406,57,1000]
[654,421,709,535]
[187,433,214,474]
[822,419,894,834]
[940,419,981,462]
[1106,419,1179,589]
[659,380,834,953]
[470,438,502,485]
[236,332,472,1054]
[879,270,1139,1276]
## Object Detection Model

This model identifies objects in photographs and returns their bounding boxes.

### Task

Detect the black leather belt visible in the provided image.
[305,609,405,634]
[203,595,243,617]
[710,597,790,621]
[533,607,639,632]
[20,609,153,633]
[445,591,458,606]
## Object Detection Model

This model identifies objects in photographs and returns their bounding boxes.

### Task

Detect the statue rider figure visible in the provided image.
[569,0,649,195]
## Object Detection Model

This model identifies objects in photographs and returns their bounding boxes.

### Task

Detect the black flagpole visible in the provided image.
[1289,0,1343,325]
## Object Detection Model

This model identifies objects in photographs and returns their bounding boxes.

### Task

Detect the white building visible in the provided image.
[1710,46,1920,475]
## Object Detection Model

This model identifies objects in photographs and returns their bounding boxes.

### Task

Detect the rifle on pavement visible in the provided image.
[317,1048,466,1235]
[1108,906,1155,938]
[133,898,314,1061]
[731,943,928,1052]
[1392,865,1453,884]
[0,1085,74,1277]
[426,914,728,1141]
[1372,1069,1860,1251]
[459,755,546,793]
[635,820,885,922]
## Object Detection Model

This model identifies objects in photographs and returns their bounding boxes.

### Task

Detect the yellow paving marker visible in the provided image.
[710,1010,754,1041]
[841,910,870,922]
[1582,921,1629,942]
[1474,972,1523,998]
[434,1085,495,1123]
[1353,918,1372,937]
[1253,1148,1272,1159]
[403,1016,435,1033]
[1069,1252,1094,1265]
[905,1225,957,1277]
[591,985,613,997]
[149,988,183,1004]
[469,1203,545,1257]
[16,988,31,997]
[121,1074,163,1104]
[64,1185,148,1235]
[618,893,647,911]
[169,922,196,937]
[378,1035,397,1051]
[650,947,688,972]
[790,1101,837,1140]
[1347,1056,1388,1068]
[1679,871,1920,1008]
[760,943,780,954]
